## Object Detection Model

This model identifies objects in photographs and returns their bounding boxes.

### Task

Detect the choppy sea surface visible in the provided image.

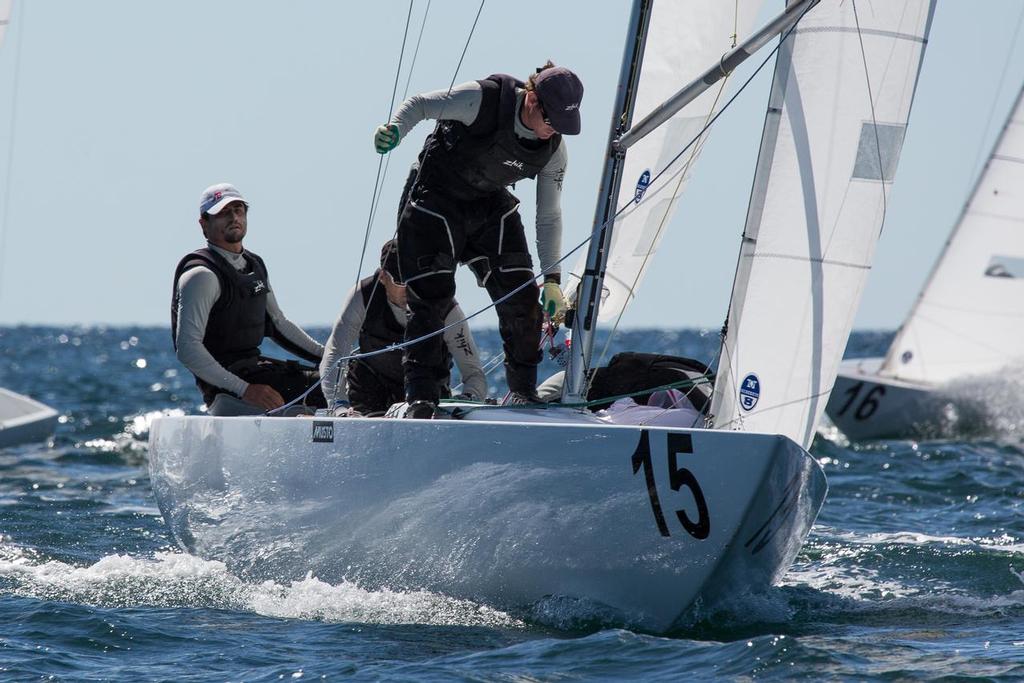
[2,325,1023,681]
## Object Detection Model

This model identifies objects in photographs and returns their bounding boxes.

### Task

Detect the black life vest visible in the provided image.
[416,74,562,201]
[348,273,453,393]
[171,247,270,369]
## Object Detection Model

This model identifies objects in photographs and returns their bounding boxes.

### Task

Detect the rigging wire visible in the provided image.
[353,0,417,294]
[310,0,486,412]
[446,0,485,94]
[322,0,418,409]
[591,78,731,379]
[0,0,27,305]
[364,0,433,244]
[359,0,483,290]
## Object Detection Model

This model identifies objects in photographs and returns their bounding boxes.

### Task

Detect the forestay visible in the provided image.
[879,82,1024,385]
[565,0,763,323]
[711,0,935,449]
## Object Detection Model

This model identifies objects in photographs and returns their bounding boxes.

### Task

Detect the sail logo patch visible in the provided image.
[312,421,334,443]
[634,169,651,204]
[739,373,760,411]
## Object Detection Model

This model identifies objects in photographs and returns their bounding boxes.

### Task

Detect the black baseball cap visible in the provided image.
[534,66,584,135]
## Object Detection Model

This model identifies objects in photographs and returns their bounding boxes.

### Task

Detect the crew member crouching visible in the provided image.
[320,239,487,417]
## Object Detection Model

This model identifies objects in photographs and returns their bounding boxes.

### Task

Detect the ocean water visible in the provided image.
[2,325,1024,681]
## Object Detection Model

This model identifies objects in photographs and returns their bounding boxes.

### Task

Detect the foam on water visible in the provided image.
[78,409,182,455]
[956,366,1024,443]
[0,542,523,629]
[822,528,1024,555]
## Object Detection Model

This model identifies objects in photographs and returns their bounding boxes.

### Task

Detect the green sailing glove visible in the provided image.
[541,280,567,323]
[374,124,400,154]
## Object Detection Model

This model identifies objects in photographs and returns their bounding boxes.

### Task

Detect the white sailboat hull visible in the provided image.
[149,411,826,632]
[825,358,975,441]
[0,387,58,448]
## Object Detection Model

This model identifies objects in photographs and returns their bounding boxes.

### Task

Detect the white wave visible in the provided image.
[814,413,849,447]
[77,409,186,457]
[0,543,522,629]
[783,557,924,601]
[773,528,1024,611]
[123,409,185,439]
[816,527,1024,555]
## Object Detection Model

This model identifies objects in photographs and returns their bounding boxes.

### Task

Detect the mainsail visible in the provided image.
[565,0,763,323]
[711,0,935,449]
[878,82,1024,385]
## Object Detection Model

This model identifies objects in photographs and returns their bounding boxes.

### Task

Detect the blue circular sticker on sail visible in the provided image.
[633,169,651,204]
[739,373,760,411]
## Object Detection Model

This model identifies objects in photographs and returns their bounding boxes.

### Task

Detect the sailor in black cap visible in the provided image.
[319,239,487,417]
[373,61,583,418]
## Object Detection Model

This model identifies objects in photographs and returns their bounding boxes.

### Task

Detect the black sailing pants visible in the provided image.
[396,185,542,403]
[198,355,326,409]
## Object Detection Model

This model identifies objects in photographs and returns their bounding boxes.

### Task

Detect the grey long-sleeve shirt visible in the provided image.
[389,80,567,277]
[174,242,325,397]
[320,282,487,405]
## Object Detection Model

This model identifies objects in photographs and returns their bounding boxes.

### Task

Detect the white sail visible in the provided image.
[711,0,935,449]
[565,0,763,323]
[0,1,11,49]
[879,83,1024,385]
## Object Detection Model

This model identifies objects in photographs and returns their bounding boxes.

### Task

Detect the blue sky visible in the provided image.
[0,1,1022,330]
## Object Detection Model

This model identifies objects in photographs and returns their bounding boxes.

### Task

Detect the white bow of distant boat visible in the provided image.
[0,387,57,448]
[149,0,934,631]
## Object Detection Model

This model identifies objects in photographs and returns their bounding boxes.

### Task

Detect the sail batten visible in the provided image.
[711,0,935,450]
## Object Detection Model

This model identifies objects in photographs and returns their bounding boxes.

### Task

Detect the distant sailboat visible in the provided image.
[0,0,58,448]
[826,78,1024,441]
[0,387,58,448]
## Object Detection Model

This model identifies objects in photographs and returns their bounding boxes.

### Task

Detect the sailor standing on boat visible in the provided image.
[171,183,326,413]
[320,239,487,417]
[374,61,583,418]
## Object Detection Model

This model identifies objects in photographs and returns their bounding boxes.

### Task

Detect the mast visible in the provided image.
[562,0,653,402]
[563,0,821,402]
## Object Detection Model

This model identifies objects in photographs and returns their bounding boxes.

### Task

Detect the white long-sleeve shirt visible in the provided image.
[389,80,567,277]
[174,242,324,397]
[320,281,487,405]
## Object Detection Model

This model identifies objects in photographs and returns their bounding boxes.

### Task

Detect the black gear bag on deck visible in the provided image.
[586,352,714,413]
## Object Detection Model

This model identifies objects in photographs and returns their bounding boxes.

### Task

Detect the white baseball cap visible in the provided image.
[199,183,249,216]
